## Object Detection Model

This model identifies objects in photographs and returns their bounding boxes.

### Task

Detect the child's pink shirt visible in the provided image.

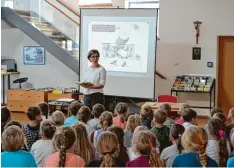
[113,115,127,129]
[175,118,185,125]
[44,152,85,167]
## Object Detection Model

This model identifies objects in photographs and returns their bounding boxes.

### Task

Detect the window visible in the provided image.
[125,0,160,38]
[79,0,111,5]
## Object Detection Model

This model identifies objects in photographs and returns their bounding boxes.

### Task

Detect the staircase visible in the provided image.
[1,7,79,74]
[14,9,79,59]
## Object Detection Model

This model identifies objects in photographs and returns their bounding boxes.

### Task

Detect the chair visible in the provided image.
[13,77,28,88]
[157,95,178,103]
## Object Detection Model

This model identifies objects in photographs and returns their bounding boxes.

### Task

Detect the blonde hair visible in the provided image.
[181,126,208,167]
[100,111,113,131]
[179,103,191,115]
[2,125,24,151]
[126,114,141,132]
[53,126,76,167]
[96,132,119,167]
[132,130,162,167]
[140,104,153,120]
[115,102,128,123]
[133,126,148,136]
[52,111,65,126]
[72,123,95,163]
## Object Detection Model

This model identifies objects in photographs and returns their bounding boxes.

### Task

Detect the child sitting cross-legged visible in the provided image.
[182,108,198,130]
[151,108,171,153]
[175,103,191,125]
[140,104,153,129]
[206,118,229,167]
[44,126,86,167]
[172,126,218,167]
[113,102,128,129]
[88,132,124,167]
[108,126,130,165]
[23,106,43,151]
[159,103,175,128]
[31,120,56,167]
[52,110,65,129]
[126,130,163,167]
[88,103,105,131]
[124,114,142,148]
[38,102,49,120]
[160,124,185,167]
[1,125,37,167]
[64,101,83,127]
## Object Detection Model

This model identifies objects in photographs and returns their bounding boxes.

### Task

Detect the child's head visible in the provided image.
[210,107,223,117]
[93,103,105,118]
[126,114,141,132]
[208,118,229,166]
[115,102,128,123]
[52,111,65,127]
[53,126,76,167]
[227,108,234,124]
[27,106,42,123]
[132,130,161,167]
[72,123,95,163]
[97,132,119,167]
[38,102,49,119]
[140,104,153,120]
[40,120,56,139]
[159,103,171,114]
[182,108,197,124]
[213,112,226,123]
[4,120,22,130]
[78,106,91,124]
[133,125,148,136]
[179,103,191,116]
[100,111,113,131]
[108,126,125,145]
[181,126,208,167]
[68,101,83,116]
[170,124,185,153]
[2,125,24,151]
[1,107,12,133]
[153,108,167,125]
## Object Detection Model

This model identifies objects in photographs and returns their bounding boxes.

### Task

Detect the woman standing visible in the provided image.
[80,49,106,110]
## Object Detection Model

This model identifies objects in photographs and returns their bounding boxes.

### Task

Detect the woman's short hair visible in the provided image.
[2,125,24,151]
[87,49,100,61]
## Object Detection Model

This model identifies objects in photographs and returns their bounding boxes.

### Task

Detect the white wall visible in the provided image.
[156,0,234,112]
[1,29,78,91]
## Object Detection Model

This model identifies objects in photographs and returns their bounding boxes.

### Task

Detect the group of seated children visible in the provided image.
[1,101,234,167]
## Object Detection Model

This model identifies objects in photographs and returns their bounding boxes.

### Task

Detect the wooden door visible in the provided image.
[218,36,234,114]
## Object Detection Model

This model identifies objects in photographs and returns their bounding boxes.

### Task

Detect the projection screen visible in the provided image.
[79,8,158,99]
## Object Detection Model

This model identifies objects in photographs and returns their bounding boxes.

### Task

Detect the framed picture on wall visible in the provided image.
[23,46,45,65]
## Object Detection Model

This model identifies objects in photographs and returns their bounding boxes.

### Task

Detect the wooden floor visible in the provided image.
[12,111,209,126]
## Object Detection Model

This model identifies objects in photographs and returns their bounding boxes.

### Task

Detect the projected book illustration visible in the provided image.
[88,21,149,73]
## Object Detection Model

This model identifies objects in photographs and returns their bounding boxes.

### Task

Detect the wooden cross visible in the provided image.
[193,20,202,44]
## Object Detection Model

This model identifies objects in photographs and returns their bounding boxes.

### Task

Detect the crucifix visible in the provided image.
[193,20,202,44]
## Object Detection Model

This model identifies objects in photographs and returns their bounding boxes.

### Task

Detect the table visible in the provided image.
[142,102,183,111]
[1,71,20,105]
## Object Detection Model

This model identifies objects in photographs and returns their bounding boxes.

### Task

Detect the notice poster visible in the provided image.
[87,20,149,73]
